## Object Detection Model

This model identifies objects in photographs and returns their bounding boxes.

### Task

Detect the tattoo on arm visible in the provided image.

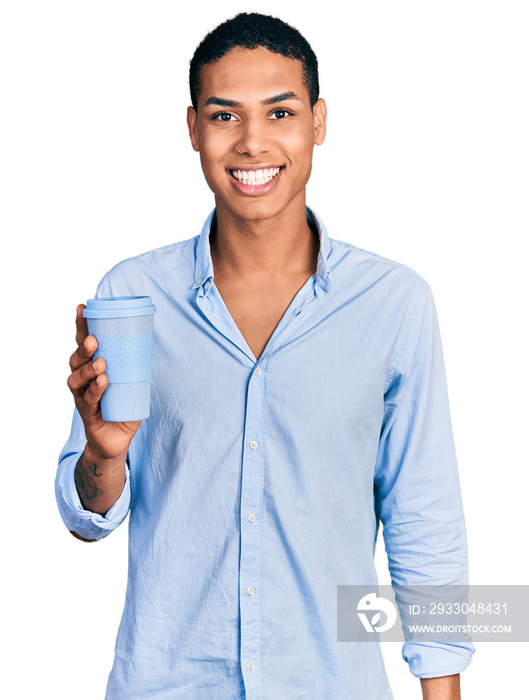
[87,461,103,477]
[74,454,104,504]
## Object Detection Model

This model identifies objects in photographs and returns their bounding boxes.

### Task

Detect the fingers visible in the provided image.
[82,371,109,417]
[67,356,107,397]
[69,333,98,373]
[68,302,109,418]
[75,304,88,347]
[70,304,98,373]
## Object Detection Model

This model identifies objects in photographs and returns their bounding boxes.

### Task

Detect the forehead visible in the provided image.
[198,47,308,107]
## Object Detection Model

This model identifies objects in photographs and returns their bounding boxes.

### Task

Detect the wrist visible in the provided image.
[74,446,127,517]
[83,441,128,472]
[420,674,461,700]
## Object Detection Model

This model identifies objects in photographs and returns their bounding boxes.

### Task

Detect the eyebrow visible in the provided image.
[262,92,300,106]
[204,92,300,108]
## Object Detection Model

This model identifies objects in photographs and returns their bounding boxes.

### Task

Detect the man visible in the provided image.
[56,12,474,699]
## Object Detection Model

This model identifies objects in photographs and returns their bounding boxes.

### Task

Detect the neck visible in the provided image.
[210,195,319,284]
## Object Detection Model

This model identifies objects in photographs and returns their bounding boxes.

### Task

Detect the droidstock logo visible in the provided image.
[356,592,398,633]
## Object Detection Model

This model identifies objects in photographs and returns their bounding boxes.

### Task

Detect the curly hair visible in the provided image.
[189,12,319,109]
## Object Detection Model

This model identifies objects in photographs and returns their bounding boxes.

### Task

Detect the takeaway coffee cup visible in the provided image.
[83,296,156,422]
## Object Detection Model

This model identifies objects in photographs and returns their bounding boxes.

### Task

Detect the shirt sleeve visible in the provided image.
[374,280,475,678]
[55,407,131,540]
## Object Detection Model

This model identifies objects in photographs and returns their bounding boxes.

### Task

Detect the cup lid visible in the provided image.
[83,296,156,318]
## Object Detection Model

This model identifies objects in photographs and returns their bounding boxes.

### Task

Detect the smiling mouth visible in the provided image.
[228,167,283,186]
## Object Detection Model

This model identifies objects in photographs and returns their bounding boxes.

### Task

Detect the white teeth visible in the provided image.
[231,167,281,185]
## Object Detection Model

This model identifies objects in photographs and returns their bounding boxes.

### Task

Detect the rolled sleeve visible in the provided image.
[55,409,131,540]
[402,640,474,678]
[375,281,475,677]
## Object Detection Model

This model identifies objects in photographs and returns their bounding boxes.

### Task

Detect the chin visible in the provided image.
[229,200,291,223]
[217,187,307,224]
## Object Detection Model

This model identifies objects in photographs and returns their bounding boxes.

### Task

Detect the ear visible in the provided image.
[187,106,200,152]
[312,98,327,145]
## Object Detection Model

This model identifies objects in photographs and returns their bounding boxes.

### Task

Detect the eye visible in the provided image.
[212,112,237,122]
[270,109,293,120]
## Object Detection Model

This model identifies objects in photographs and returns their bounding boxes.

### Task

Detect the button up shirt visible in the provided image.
[56,208,474,699]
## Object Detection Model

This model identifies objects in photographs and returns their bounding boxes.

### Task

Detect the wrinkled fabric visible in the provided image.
[56,208,474,699]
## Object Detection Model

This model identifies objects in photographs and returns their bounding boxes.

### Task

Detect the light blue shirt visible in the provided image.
[56,208,474,699]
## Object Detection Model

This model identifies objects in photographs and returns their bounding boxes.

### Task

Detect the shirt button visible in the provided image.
[247,513,256,522]
[249,441,258,450]
[196,278,203,285]
[247,661,255,670]
[246,586,255,596]
[254,367,261,375]
[204,280,211,289]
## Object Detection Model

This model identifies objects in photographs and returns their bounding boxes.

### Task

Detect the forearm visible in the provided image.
[74,443,127,517]
[421,674,461,700]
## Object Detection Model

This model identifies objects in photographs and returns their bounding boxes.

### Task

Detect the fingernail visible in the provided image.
[93,361,98,371]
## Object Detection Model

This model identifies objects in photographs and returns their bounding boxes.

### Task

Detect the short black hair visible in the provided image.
[189,12,319,110]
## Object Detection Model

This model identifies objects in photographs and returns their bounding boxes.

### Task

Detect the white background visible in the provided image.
[1,1,527,698]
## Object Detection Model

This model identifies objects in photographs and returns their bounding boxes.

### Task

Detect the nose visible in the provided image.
[237,116,270,158]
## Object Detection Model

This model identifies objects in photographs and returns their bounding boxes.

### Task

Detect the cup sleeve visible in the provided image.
[55,408,131,541]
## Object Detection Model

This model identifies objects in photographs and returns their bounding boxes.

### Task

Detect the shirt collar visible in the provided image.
[192,209,216,290]
[193,207,332,293]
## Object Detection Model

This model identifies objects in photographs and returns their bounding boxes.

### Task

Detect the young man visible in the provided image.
[56,12,473,699]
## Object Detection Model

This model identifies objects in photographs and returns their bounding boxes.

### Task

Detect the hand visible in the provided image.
[67,304,142,463]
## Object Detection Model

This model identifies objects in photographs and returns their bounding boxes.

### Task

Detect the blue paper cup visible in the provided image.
[83,296,156,422]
